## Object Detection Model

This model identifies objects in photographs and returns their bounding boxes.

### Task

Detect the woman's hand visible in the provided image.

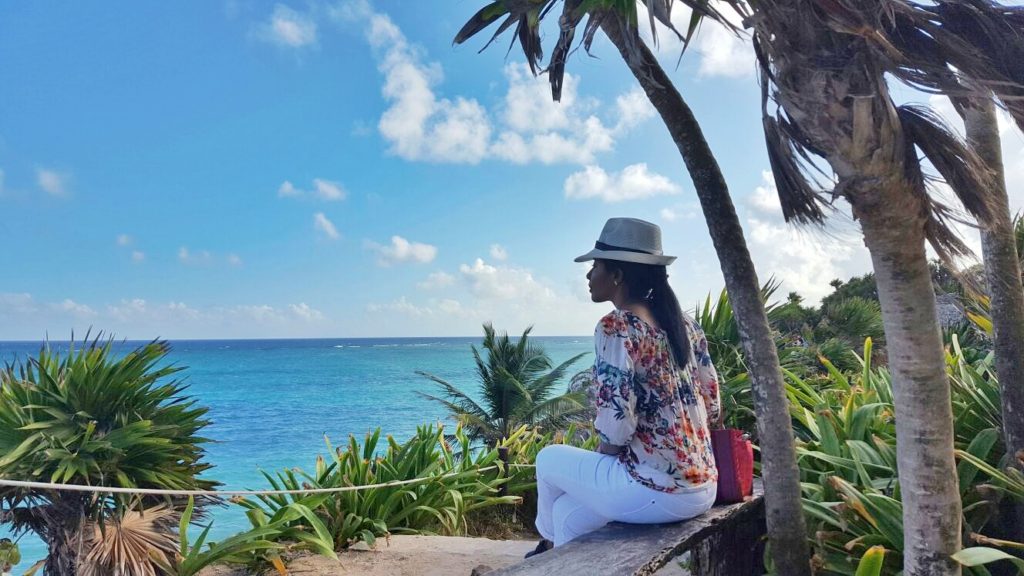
[597,441,625,456]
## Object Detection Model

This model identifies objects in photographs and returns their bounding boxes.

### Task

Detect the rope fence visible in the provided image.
[0,463,537,497]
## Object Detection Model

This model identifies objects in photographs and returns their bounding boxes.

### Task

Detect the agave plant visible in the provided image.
[0,336,217,575]
[417,323,587,446]
[231,423,597,553]
[150,496,336,576]
[790,338,1024,574]
[236,424,522,551]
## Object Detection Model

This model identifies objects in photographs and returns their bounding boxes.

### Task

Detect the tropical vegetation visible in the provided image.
[416,323,587,446]
[454,2,814,570]
[0,337,218,575]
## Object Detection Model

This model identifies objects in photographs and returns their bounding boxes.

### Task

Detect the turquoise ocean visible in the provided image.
[0,336,593,570]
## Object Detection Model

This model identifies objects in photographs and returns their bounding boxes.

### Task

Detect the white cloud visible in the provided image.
[492,113,615,165]
[659,202,700,223]
[278,180,302,197]
[615,88,656,131]
[313,178,346,201]
[227,253,243,267]
[743,170,871,303]
[750,170,784,215]
[491,65,619,165]
[0,294,336,339]
[367,296,478,320]
[279,178,347,201]
[418,271,455,290]
[0,292,37,315]
[368,235,437,265]
[257,4,317,48]
[288,302,323,321]
[500,63,579,134]
[637,4,753,79]
[489,244,508,261]
[313,212,340,239]
[341,6,647,166]
[695,18,754,78]
[227,304,283,323]
[354,9,491,163]
[178,246,214,265]
[52,299,97,319]
[459,258,556,301]
[437,298,469,316]
[117,234,133,246]
[167,301,202,320]
[367,296,434,317]
[131,250,146,263]
[564,163,682,203]
[107,298,148,321]
[37,168,69,197]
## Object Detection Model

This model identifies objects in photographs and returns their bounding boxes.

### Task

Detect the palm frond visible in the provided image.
[763,115,831,225]
[455,0,746,101]
[520,392,588,425]
[418,323,583,444]
[898,104,998,225]
[79,505,178,576]
[524,352,588,398]
[414,372,492,423]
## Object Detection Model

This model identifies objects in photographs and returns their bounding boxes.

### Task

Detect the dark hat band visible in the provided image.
[595,240,660,256]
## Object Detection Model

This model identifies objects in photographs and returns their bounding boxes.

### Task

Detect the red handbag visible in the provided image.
[710,428,754,504]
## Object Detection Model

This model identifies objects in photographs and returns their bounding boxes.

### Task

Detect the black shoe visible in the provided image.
[524,539,553,559]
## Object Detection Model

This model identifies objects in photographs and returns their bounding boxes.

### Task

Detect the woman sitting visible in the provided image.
[528,217,721,556]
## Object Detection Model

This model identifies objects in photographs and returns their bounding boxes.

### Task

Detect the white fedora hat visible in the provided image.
[574,217,676,266]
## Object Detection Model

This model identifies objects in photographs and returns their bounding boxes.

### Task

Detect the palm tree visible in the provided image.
[0,336,217,575]
[737,1,1024,573]
[417,323,586,446]
[962,95,1024,544]
[963,97,1024,469]
[455,4,812,573]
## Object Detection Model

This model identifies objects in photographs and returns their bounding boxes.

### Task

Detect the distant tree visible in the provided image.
[821,274,879,310]
[417,324,586,447]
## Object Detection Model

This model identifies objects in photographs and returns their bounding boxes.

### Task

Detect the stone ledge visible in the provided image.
[489,481,765,576]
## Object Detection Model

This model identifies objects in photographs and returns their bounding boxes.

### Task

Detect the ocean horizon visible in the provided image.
[0,336,594,569]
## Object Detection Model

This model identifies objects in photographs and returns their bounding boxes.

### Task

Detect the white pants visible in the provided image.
[534,444,716,546]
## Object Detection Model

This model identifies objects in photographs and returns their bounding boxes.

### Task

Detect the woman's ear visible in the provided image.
[612,269,624,286]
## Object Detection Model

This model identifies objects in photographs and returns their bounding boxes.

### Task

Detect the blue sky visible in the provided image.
[2,1,1022,340]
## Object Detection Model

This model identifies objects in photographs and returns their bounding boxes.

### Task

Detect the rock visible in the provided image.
[471,564,494,575]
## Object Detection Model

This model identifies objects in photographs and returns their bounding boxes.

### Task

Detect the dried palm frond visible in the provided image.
[78,505,178,576]
[798,0,1024,132]
[898,104,998,224]
[763,115,830,224]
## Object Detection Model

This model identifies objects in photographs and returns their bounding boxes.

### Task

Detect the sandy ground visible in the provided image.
[200,535,536,576]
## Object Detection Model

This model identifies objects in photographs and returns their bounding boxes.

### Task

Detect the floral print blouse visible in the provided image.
[592,309,720,493]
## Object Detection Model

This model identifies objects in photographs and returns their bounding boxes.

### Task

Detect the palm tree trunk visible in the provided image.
[599,18,811,576]
[42,496,87,576]
[852,182,962,576]
[963,96,1024,546]
[963,97,1024,467]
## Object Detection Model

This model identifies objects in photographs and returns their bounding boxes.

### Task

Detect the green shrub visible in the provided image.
[786,338,1023,575]
[0,336,217,575]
